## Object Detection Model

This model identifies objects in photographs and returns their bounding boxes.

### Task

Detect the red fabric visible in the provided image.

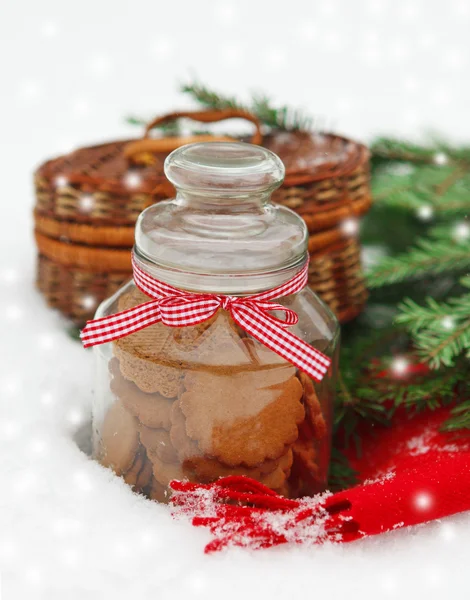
[170,406,470,552]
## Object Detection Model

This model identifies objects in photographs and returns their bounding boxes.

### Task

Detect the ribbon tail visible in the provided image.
[80,300,162,348]
[230,305,331,383]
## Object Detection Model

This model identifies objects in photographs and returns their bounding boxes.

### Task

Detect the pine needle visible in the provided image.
[181,80,314,131]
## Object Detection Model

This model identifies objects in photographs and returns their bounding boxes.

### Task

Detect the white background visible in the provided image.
[2,0,470,241]
[1,1,470,599]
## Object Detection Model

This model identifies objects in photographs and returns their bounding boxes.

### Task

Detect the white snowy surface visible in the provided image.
[2,0,470,597]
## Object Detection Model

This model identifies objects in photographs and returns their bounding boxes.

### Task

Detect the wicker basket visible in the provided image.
[261,130,371,321]
[265,131,371,233]
[34,110,371,325]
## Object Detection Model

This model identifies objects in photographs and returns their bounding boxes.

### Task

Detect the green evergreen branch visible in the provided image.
[181,80,314,131]
[416,321,470,368]
[371,138,438,164]
[397,295,470,332]
[367,238,470,287]
[443,401,470,431]
[396,295,470,368]
[371,161,470,215]
[403,364,468,411]
[328,448,358,491]
[125,116,182,135]
[180,82,248,112]
[371,137,470,166]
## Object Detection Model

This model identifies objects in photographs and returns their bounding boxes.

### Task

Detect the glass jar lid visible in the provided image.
[134,142,308,293]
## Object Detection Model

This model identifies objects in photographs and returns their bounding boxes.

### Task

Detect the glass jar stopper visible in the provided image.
[134,142,308,293]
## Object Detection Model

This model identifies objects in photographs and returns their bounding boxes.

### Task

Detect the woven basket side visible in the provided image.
[35,174,160,225]
[273,162,371,233]
[308,238,367,323]
[37,254,130,325]
[34,211,135,247]
[35,231,132,272]
[275,165,369,206]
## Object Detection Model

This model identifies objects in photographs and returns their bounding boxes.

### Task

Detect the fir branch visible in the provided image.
[367,237,470,287]
[371,138,438,164]
[67,326,82,341]
[328,448,358,491]
[414,320,470,369]
[251,94,314,131]
[400,364,468,411]
[444,401,470,431]
[371,163,470,215]
[180,82,248,112]
[126,116,147,127]
[333,325,408,454]
[397,295,470,334]
[125,116,182,135]
[397,296,470,367]
[371,137,470,166]
[181,80,314,131]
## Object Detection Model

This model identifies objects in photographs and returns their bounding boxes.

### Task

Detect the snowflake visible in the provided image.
[433,152,449,166]
[416,205,433,221]
[79,194,94,212]
[414,491,434,511]
[341,217,359,236]
[441,316,455,331]
[54,175,69,188]
[386,163,414,176]
[123,172,142,189]
[390,356,409,376]
[453,221,470,242]
[81,294,97,310]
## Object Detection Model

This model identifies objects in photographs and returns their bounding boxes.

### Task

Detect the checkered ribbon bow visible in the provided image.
[80,253,331,382]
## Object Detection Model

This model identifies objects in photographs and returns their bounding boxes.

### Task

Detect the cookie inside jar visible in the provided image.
[95,286,332,502]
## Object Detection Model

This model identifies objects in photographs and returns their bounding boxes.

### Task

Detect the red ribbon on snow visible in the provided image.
[169,407,470,552]
[80,253,331,382]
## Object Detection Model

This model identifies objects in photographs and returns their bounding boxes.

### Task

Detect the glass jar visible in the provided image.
[91,142,339,502]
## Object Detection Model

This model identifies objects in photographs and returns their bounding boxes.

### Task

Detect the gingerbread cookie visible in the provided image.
[113,344,182,397]
[109,358,174,428]
[260,450,293,489]
[274,482,291,498]
[171,314,219,350]
[180,372,304,466]
[123,447,153,492]
[112,290,181,396]
[299,372,327,440]
[169,401,202,460]
[117,287,152,312]
[292,437,319,476]
[184,446,293,483]
[140,426,178,464]
[190,315,295,373]
[150,453,192,487]
[99,400,139,476]
[148,477,170,504]
[116,287,172,354]
[187,313,248,364]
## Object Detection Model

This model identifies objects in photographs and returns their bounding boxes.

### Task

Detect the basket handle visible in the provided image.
[143,109,263,145]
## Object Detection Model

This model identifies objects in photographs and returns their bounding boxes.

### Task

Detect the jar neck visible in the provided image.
[132,248,309,296]
[175,189,272,210]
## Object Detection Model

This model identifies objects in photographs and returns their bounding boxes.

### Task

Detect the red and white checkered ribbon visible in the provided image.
[80,253,331,382]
